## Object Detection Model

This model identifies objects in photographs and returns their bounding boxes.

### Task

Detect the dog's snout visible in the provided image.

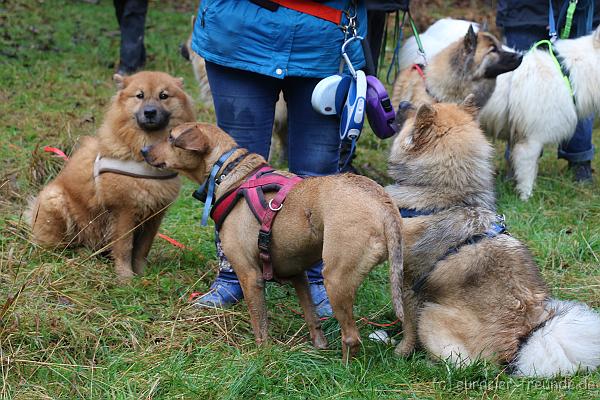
[144,107,157,119]
[140,146,150,158]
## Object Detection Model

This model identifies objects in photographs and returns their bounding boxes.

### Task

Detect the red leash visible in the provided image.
[43,146,69,161]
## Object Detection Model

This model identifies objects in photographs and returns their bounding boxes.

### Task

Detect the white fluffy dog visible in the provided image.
[481,27,600,200]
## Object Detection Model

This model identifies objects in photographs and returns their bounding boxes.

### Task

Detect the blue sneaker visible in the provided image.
[194,274,244,309]
[309,282,333,318]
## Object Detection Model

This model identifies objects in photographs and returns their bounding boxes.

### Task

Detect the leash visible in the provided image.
[531,39,573,97]
[385,8,426,85]
[192,147,240,226]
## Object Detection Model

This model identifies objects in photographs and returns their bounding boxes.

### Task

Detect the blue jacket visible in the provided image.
[191,0,367,79]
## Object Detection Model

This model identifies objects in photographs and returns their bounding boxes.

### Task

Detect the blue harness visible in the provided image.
[400,208,508,262]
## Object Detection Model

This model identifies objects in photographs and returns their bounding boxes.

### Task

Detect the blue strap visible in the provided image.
[193,147,239,226]
[548,0,558,40]
[399,208,435,218]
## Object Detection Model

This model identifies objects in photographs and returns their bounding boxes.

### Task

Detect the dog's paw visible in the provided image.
[394,339,415,357]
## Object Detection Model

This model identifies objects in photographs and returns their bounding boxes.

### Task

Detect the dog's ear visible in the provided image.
[464,25,478,52]
[175,77,185,88]
[413,104,436,137]
[113,74,127,90]
[460,94,479,117]
[173,126,209,153]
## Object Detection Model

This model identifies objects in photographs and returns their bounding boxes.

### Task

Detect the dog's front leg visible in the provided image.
[290,274,328,350]
[132,210,166,275]
[111,209,136,281]
[236,266,269,345]
[395,288,418,357]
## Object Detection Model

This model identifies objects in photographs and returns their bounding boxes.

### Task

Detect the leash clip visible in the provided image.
[268,198,283,211]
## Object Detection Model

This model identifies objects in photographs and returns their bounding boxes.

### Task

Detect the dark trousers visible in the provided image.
[114,0,148,73]
[504,26,595,163]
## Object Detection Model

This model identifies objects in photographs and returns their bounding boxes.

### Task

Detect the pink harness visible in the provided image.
[211,165,303,280]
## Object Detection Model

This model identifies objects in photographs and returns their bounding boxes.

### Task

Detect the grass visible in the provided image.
[1,0,599,398]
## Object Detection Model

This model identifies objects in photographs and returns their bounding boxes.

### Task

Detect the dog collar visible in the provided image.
[192,146,240,226]
[93,154,178,180]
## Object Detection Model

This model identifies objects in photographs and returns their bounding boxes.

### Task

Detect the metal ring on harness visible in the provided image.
[268,198,283,211]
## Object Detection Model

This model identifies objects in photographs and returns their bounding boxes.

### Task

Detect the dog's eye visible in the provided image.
[490,45,498,53]
[168,134,174,143]
[159,91,169,100]
[136,91,144,99]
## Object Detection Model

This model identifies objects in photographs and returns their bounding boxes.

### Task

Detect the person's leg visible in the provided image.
[116,0,148,74]
[558,116,595,181]
[196,62,280,308]
[284,76,341,317]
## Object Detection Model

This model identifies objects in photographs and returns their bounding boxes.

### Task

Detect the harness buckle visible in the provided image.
[258,229,272,252]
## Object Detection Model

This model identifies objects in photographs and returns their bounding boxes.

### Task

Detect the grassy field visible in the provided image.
[1,1,599,399]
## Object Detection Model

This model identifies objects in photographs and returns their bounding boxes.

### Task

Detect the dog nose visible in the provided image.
[140,146,150,157]
[144,107,157,119]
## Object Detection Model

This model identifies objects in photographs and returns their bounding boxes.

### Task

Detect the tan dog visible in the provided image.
[142,122,404,360]
[385,97,600,377]
[28,71,196,280]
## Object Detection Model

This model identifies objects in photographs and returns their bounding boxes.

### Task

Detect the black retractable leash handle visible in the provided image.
[361,38,377,77]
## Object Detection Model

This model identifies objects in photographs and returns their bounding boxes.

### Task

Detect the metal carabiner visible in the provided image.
[341,35,364,79]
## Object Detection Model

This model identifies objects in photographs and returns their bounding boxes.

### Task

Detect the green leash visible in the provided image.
[561,0,578,39]
[532,39,573,97]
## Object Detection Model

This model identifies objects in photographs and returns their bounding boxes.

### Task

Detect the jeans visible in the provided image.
[503,26,595,163]
[114,0,148,73]
[206,61,340,283]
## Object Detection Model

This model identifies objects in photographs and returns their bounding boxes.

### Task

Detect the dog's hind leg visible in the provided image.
[235,265,269,345]
[511,138,543,201]
[395,288,419,357]
[29,185,70,248]
[290,274,328,350]
[418,302,476,367]
[132,210,166,275]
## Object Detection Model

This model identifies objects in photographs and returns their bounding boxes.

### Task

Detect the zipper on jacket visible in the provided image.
[201,6,208,28]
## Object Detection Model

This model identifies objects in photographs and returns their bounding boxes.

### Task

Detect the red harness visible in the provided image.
[211,165,303,280]
[412,63,426,80]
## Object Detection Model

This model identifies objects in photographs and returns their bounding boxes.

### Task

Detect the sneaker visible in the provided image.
[193,275,244,309]
[309,282,333,318]
[569,160,593,183]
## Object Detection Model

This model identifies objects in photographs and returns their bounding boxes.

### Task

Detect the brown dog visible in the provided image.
[141,122,404,360]
[385,97,600,377]
[28,71,196,280]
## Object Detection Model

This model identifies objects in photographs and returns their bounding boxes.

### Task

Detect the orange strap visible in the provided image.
[270,0,343,25]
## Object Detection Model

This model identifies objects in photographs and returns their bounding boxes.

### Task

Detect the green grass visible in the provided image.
[1,1,599,398]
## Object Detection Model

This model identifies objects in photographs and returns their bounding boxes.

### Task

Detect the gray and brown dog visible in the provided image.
[385,96,600,377]
[142,122,404,360]
[392,26,522,112]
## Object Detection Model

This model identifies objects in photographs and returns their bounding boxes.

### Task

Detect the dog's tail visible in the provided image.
[385,207,404,321]
[512,299,600,377]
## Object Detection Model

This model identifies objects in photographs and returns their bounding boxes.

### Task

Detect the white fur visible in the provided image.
[399,19,480,70]
[481,28,600,200]
[513,299,600,377]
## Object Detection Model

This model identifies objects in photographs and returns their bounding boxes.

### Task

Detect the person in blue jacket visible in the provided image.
[190,0,367,317]
[497,0,599,182]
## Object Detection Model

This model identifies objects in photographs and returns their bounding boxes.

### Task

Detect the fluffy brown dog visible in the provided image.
[141,122,404,360]
[385,97,600,377]
[28,71,195,280]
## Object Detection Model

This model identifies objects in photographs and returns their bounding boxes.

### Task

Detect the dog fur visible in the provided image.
[27,71,195,280]
[142,122,404,360]
[480,26,600,200]
[385,98,600,377]
[392,25,522,110]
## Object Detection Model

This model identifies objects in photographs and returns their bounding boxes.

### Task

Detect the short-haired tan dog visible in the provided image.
[141,122,404,360]
[28,71,195,280]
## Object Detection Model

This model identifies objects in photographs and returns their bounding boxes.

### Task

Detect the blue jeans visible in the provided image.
[206,61,340,283]
[503,27,595,163]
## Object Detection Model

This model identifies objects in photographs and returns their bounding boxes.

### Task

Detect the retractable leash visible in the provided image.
[385,9,426,85]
